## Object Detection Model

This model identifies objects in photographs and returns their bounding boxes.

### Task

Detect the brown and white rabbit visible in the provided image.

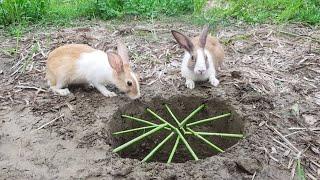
[46,41,140,99]
[171,24,224,89]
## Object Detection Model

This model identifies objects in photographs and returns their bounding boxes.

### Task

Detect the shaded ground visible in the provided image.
[0,19,319,179]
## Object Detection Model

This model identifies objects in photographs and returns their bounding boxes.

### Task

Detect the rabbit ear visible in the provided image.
[107,52,123,73]
[199,24,210,48]
[117,40,129,65]
[171,30,194,52]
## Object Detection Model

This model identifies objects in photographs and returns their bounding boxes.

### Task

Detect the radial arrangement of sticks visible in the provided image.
[112,104,244,163]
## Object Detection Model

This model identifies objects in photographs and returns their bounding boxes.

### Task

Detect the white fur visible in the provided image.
[194,49,207,74]
[76,50,115,85]
[75,50,118,97]
[51,50,118,97]
[130,72,141,99]
[181,49,219,89]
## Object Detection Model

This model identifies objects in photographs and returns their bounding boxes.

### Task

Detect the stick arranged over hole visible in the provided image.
[113,123,167,153]
[113,104,244,163]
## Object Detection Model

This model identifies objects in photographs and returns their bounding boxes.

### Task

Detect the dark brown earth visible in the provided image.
[0,19,319,179]
[110,96,244,163]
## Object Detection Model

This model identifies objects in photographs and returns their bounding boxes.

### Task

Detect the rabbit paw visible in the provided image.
[102,91,117,97]
[209,77,219,87]
[185,79,195,89]
[50,86,71,96]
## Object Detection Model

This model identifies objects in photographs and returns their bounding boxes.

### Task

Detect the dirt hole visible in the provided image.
[109,95,245,163]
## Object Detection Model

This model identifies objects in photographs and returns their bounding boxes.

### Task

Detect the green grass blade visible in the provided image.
[175,127,198,160]
[112,125,158,135]
[165,104,180,125]
[180,104,205,127]
[142,132,175,162]
[113,123,167,153]
[186,113,231,127]
[167,136,180,163]
[187,127,224,153]
[296,159,306,180]
[196,132,244,138]
[147,108,176,130]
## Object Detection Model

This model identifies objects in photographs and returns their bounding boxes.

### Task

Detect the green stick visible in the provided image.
[146,108,176,130]
[187,128,224,153]
[186,113,231,127]
[142,132,175,162]
[113,123,167,153]
[180,104,205,127]
[147,108,198,160]
[113,125,158,135]
[195,132,244,138]
[121,115,158,126]
[167,136,180,163]
[165,104,181,126]
[122,115,171,130]
[175,128,198,160]
[165,104,187,134]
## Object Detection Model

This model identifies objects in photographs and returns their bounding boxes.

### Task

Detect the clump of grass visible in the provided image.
[0,0,49,25]
[112,104,244,163]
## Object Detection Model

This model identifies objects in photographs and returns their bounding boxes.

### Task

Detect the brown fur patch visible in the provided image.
[191,34,225,70]
[46,44,95,86]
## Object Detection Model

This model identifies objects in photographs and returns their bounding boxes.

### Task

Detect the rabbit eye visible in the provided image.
[191,56,196,62]
[127,81,133,86]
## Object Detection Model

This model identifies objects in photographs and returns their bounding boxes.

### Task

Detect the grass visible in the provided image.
[0,0,319,35]
[200,0,320,25]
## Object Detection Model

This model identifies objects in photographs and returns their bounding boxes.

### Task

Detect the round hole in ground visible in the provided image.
[109,95,245,163]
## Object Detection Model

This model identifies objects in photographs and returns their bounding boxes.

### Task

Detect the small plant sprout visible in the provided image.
[112,104,244,163]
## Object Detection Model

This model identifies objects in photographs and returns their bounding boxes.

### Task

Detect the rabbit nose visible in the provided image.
[197,69,205,74]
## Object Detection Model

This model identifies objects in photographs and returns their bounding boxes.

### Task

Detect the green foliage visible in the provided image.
[204,0,320,25]
[0,0,49,25]
[48,0,97,24]
[0,0,319,28]
[96,0,193,19]
[296,159,306,180]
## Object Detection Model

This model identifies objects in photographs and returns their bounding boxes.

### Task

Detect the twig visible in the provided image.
[251,171,257,180]
[15,85,47,92]
[33,114,64,132]
[267,125,300,154]
[277,30,320,44]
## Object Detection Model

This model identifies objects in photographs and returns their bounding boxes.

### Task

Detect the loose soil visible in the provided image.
[0,19,319,179]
